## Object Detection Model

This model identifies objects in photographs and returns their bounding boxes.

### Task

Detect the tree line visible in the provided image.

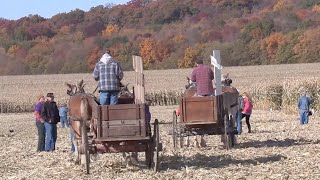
[0,0,319,75]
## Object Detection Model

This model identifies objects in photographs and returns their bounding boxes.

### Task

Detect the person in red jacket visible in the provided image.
[239,92,253,133]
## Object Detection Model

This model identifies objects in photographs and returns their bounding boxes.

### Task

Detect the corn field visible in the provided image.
[1,63,320,113]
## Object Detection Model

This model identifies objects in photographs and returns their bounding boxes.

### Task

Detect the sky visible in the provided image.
[0,0,130,20]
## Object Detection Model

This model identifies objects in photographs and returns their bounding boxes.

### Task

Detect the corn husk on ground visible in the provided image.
[1,107,320,179]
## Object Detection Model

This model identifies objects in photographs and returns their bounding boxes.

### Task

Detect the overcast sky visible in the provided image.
[0,0,130,20]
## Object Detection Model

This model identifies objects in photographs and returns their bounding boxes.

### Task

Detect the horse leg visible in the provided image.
[200,135,207,147]
[74,139,80,165]
[184,136,190,147]
[194,136,200,148]
[130,152,138,164]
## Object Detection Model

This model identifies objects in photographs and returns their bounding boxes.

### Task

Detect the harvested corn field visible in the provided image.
[1,63,320,113]
[1,106,320,179]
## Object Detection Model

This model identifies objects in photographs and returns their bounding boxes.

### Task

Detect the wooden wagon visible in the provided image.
[171,50,238,149]
[172,95,237,149]
[71,56,161,174]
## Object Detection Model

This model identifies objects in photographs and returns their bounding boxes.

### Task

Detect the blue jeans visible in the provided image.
[299,110,309,125]
[36,120,45,151]
[70,128,75,153]
[60,116,69,128]
[44,122,57,151]
[236,111,242,134]
[99,91,119,105]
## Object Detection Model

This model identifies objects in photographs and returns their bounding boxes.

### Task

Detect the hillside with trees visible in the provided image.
[0,0,319,75]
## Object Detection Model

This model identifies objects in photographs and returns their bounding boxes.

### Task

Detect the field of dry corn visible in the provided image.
[1,63,320,113]
[2,63,320,179]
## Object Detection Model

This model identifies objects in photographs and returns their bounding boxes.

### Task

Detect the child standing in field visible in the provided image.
[58,103,69,128]
[239,92,253,133]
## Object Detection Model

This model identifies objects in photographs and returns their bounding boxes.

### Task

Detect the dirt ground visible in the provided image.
[1,106,320,180]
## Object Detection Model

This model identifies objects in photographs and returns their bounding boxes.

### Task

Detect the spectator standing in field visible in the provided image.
[298,90,313,125]
[239,92,253,133]
[41,93,60,152]
[190,57,214,96]
[58,103,69,128]
[35,95,46,152]
[93,50,124,105]
[236,95,245,134]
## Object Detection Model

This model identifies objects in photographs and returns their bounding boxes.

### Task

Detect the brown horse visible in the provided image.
[66,81,135,165]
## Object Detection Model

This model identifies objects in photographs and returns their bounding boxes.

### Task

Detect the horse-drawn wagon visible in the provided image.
[67,56,161,174]
[172,51,238,149]
[172,93,237,149]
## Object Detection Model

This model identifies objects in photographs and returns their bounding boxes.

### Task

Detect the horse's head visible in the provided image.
[77,80,86,93]
[119,83,133,97]
[65,83,78,96]
[183,76,197,97]
[221,73,233,86]
[118,83,135,104]
[66,80,86,96]
[185,76,196,90]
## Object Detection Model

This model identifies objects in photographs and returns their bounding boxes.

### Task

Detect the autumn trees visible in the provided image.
[0,0,320,75]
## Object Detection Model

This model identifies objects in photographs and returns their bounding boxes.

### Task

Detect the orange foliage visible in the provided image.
[312,5,320,13]
[7,45,20,57]
[293,28,320,58]
[295,9,311,20]
[173,35,186,44]
[139,38,157,68]
[156,41,170,62]
[102,24,119,37]
[261,33,285,59]
[59,25,71,35]
[87,47,101,71]
[178,47,199,68]
[251,28,263,40]
[273,0,290,11]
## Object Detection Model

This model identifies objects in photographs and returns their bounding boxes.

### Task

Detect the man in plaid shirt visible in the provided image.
[191,58,214,96]
[93,51,123,105]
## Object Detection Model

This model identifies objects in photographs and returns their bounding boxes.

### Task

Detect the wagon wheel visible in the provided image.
[172,110,178,148]
[81,121,90,174]
[223,112,232,150]
[145,144,152,168]
[152,119,160,172]
[229,115,237,147]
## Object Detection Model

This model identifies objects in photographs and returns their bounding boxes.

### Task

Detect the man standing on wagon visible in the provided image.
[93,49,124,105]
[191,57,215,96]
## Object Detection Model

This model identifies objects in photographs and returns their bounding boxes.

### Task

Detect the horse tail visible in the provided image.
[80,96,89,121]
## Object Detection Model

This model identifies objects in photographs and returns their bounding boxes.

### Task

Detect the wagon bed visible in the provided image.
[172,94,236,149]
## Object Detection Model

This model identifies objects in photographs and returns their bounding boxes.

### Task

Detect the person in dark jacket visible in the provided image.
[41,93,60,152]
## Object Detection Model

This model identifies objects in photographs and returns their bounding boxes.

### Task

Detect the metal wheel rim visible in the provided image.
[153,119,159,172]
[172,111,177,148]
[224,112,232,150]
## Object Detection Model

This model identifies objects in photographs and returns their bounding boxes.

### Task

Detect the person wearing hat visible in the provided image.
[41,93,60,151]
[298,90,313,125]
[34,95,45,152]
[93,49,123,105]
